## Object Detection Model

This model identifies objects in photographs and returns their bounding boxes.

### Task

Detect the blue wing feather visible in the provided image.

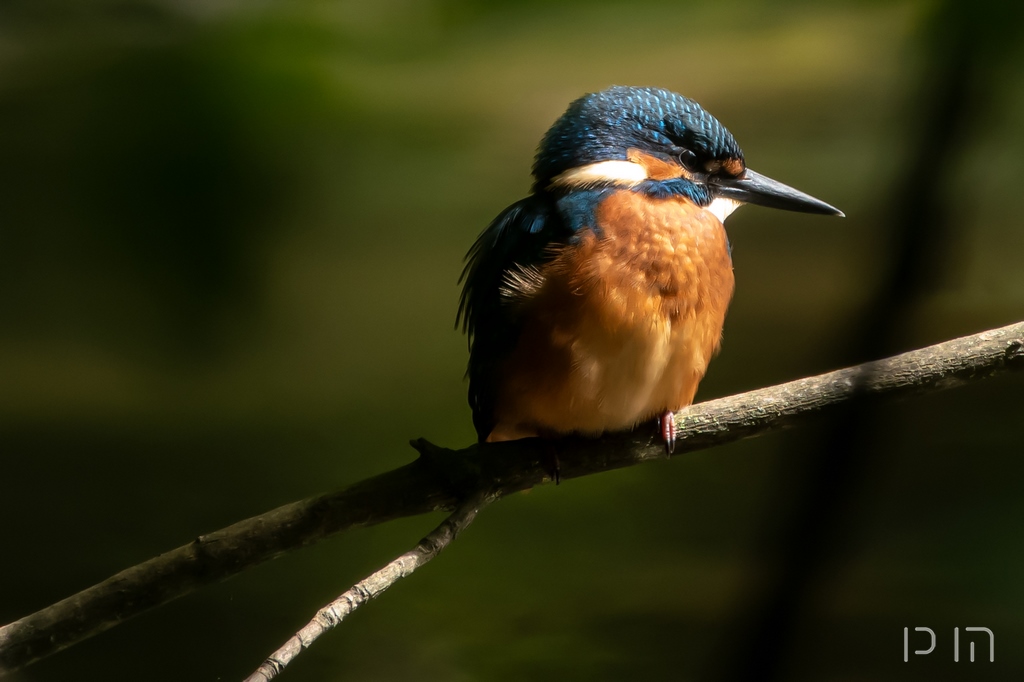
[457,194,565,441]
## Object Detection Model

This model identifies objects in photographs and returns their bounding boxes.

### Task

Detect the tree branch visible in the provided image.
[243,490,493,682]
[1,320,1022,674]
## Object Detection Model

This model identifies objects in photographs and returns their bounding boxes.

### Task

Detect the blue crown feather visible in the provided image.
[532,85,743,188]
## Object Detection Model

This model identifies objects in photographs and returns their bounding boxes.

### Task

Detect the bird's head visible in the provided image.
[533,85,842,220]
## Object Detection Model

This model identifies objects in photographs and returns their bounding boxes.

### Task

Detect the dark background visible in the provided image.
[2,0,1023,680]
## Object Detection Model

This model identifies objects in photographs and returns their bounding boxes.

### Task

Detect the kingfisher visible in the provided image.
[458,86,842,453]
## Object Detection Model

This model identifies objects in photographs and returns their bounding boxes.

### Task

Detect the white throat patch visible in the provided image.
[706,197,741,223]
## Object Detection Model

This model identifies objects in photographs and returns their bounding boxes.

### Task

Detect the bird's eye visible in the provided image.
[678,149,699,171]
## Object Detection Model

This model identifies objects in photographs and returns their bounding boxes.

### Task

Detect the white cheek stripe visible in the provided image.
[550,160,648,188]
[550,163,745,223]
[706,197,741,223]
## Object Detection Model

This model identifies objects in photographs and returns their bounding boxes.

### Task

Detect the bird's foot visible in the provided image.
[659,411,677,455]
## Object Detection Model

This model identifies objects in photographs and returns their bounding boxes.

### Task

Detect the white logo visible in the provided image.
[903,627,994,662]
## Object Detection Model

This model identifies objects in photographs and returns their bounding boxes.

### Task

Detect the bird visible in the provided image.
[457,85,842,453]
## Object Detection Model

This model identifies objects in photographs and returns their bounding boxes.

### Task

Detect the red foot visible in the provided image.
[659,411,677,455]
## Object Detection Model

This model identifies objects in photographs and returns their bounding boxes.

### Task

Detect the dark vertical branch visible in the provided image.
[716,2,1024,680]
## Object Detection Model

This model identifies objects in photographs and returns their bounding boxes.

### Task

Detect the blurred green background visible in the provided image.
[2,0,1023,680]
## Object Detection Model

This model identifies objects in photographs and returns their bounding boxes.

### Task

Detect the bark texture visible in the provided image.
[243,492,492,682]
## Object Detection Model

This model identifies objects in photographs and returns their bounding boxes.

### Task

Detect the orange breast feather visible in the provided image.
[487,190,735,442]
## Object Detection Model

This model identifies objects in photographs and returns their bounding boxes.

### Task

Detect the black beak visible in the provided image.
[712,168,844,217]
